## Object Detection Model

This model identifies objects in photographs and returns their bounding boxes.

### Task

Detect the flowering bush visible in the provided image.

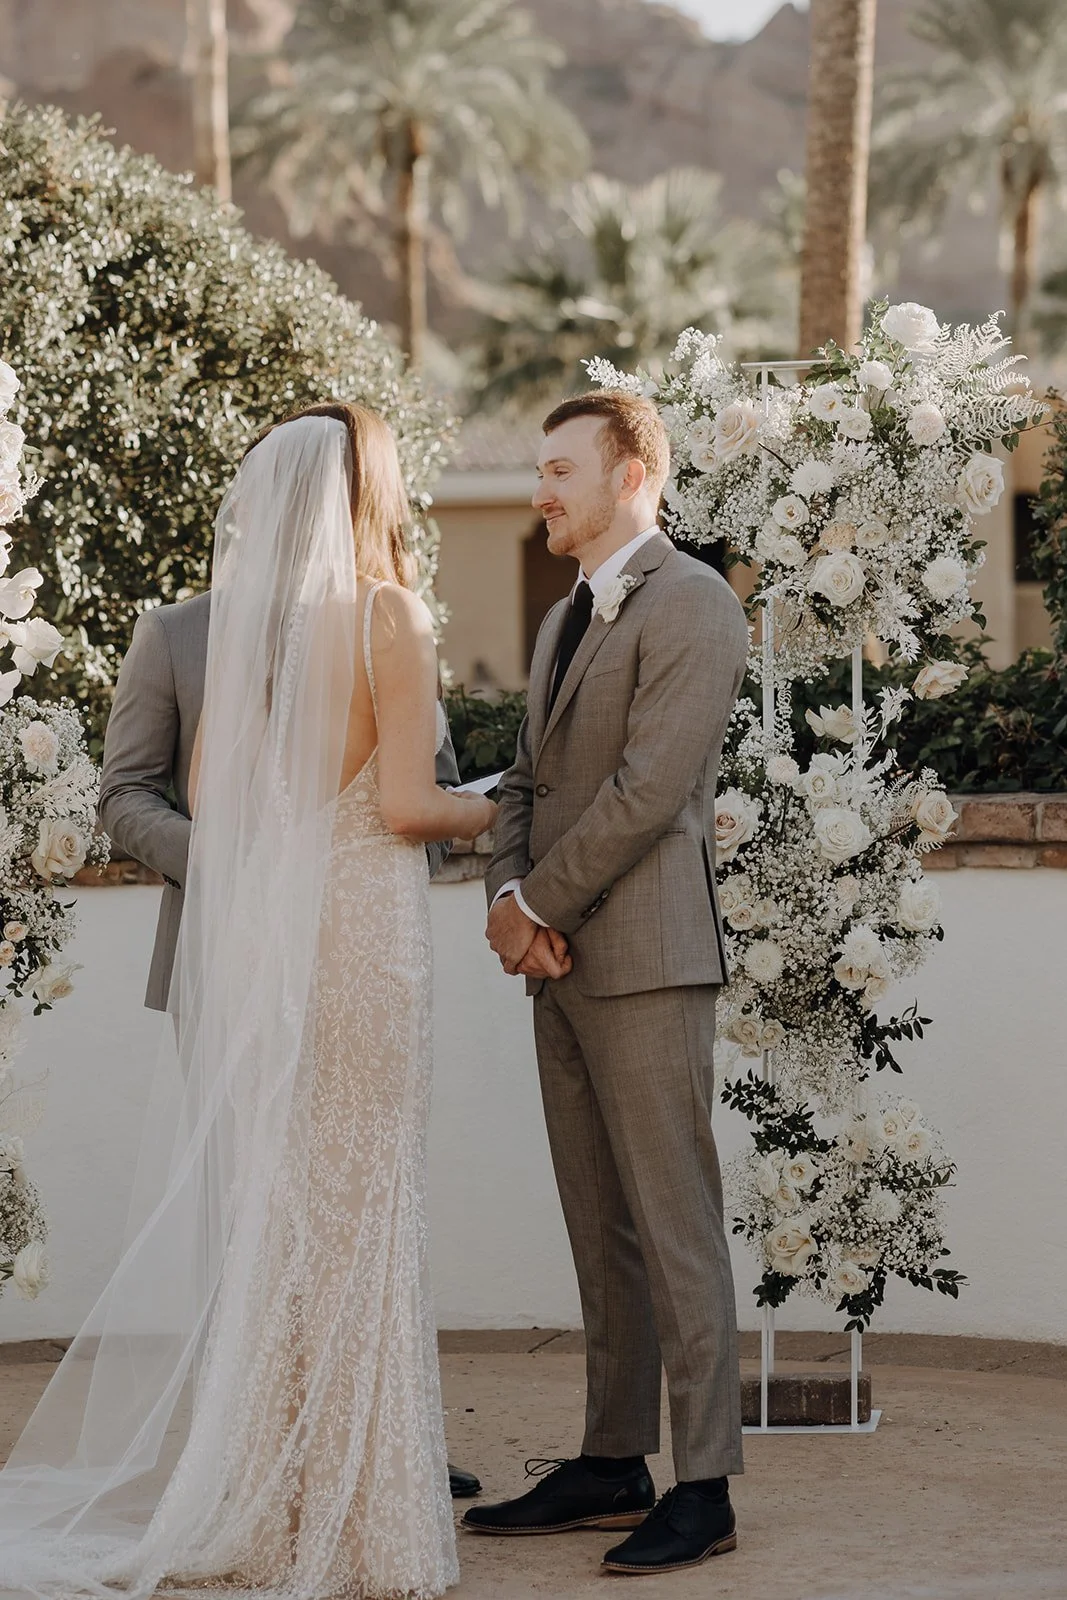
[591,302,1044,680]
[0,359,108,1297]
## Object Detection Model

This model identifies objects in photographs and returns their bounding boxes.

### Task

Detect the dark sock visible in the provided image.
[580,1453,646,1480]
[678,1475,728,1501]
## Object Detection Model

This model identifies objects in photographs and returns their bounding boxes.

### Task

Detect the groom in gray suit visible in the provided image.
[98,581,481,1503]
[466,391,748,1576]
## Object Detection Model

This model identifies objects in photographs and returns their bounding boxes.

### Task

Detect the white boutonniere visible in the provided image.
[594,573,640,625]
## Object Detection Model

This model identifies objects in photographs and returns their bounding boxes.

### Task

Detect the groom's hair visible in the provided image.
[542,391,670,493]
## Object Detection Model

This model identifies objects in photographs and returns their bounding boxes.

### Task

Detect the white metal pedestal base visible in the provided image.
[744,1410,882,1435]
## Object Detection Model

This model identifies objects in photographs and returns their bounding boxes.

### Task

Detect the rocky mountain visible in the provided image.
[0,0,1008,340]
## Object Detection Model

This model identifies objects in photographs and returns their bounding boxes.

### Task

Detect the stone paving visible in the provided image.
[1,1333,1064,1600]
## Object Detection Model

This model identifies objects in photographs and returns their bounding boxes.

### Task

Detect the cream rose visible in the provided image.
[805,703,857,744]
[760,1018,786,1051]
[813,806,873,864]
[790,458,835,497]
[29,962,80,1005]
[31,818,87,881]
[808,551,866,608]
[857,359,893,391]
[830,1261,870,1296]
[855,518,891,549]
[731,1013,764,1057]
[774,1179,801,1214]
[838,1117,884,1165]
[755,1153,782,1199]
[784,1153,819,1191]
[913,660,968,700]
[881,301,941,351]
[911,790,957,840]
[726,902,758,931]
[907,402,947,446]
[744,939,785,985]
[687,415,714,450]
[798,753,845,807]
[896,878,941,933]
[754,897,780,926]
[958,452,1004,515]
[921,556,967,602]
[807,383,847,423]
[3,921,27,942]
[718,875,752,917]
[772,493,810,531]
[754,527,807,569]
[0,941,14,968]
[12,1240,49,1300]
[897,1125,933,1163]
[19,720,60,775]
[713,399,762,461]
[766,1219,817,1276]
[714,788,759,862]
[862,971,891,1006]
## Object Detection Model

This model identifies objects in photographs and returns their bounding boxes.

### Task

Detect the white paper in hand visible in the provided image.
[453,771,506,796]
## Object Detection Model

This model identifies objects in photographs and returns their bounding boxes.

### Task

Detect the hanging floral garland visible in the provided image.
[588,303,1044,1328]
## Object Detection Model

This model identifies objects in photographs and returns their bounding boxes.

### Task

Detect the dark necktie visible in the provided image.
[549,579,593,711]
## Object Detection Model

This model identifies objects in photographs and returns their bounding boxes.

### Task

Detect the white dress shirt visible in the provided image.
[496,525,662,927]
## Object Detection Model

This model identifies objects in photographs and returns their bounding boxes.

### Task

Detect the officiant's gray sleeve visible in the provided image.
[521,575,748,934]
[99,609,192,888]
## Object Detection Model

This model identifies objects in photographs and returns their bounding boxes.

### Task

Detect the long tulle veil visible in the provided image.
[0,416,359,1597]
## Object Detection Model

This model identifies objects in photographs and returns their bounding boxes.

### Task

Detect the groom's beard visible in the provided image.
[545,480,616,559]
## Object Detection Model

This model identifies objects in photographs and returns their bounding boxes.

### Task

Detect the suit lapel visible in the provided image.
[528,596,571,756]
[538,534,673,755]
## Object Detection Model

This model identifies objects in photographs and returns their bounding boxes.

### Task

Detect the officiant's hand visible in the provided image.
[518,928,572,981]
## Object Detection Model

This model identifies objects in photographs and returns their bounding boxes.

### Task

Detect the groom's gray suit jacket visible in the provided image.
[100,591,461,1011]
[487,533,748,995]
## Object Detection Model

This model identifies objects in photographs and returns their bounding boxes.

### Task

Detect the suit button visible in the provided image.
[535,783,551,797]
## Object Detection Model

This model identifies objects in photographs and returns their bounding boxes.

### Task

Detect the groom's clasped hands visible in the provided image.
[486,892,572,981]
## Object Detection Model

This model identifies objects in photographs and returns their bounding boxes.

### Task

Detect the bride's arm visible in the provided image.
[374,584,496,844]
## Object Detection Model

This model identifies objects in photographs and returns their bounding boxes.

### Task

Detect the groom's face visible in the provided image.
[534,417,619,559]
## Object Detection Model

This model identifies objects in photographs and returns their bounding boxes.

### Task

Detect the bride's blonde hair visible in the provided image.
[246,402,415,586]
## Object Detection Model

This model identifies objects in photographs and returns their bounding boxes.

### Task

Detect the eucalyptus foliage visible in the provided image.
[0,102,451,744]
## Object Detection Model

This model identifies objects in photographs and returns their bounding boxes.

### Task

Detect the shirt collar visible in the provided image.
[579,525,661,601]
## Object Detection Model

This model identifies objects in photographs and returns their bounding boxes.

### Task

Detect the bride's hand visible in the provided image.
[455,794,497,840]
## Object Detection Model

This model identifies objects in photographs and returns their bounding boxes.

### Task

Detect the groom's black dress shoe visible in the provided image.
[461,1456,654,1535]
[448,1463,481,1499]
[601,1481,736,1574]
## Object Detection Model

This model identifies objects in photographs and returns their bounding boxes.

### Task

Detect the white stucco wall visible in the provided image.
[3,869,1065,1343]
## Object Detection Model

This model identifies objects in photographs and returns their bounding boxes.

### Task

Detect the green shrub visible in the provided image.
[0,102,452,747]
[444,686,529,781]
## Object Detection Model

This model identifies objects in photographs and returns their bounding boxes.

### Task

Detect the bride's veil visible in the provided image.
[0,415,358,1596]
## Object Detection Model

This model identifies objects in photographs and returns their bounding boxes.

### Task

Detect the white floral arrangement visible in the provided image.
[591,302,1045,680]
[723,1078,963,1329]
[0,358,107,1298]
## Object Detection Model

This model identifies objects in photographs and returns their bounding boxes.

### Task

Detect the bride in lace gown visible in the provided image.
[0,407,495,1600]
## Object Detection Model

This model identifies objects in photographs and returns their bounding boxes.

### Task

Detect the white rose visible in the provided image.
[866,1185,901,1224]
[784,1153,819,1191]
[897,1125,933,1164]
[18,720,60,775]
[753,896,780,926]
[766,754,800,786]
[913,660,968,700]
[0,477,23,525]
[718,875,752,916]
[731,1013,764,1057]
[813,806,873,864]
[726,902,758,931]
[805,704,857,744]
[689,438,718,473]
[922,556,967,602]
[687,415,714,451]
[808,551,866,608]
[911,790,957,840]
[760,1018,786,1051]
[790,458,835,497]
[774,1179,801,1214]
[907,402,947,446]
[838,1117,884,1164]
[766,1219,817,1276]
[798,755,843,807]
[0,360,20,414]
[807,384,847,423]
[862,970,891,1006]
[772,494,810,531]
[857,359,893,391]
[0,941,14,967]
[958,452,1004,515]
[896,878,941,933]
[714,788,759,862]
[6,618,64,675]
[830,1261,870,1296]
[31,818,87,881]
[837,407,872,441]
[754,1154,781,1199]
[3,921,28,942]
[855,518,890,549]
[0,567,43,622]
[754,526,808,569]
[0,421,25,470]
[881,301,941,351]
[29,962,81,1005]
[12,1240,49,1300]
[713,399,762,461]
[744,939,785,985]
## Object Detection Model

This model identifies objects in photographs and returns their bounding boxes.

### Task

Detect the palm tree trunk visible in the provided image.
[397,118,428,369]
[798,0,878,355]
[187,0,232,201]
[1009,176,1041,350]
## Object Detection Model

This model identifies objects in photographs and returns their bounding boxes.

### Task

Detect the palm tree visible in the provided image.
[236,0,588,368]
[871,0,1067,345]
[798,0,879,356]
[186,0,232,200]
[473,167,794,406]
